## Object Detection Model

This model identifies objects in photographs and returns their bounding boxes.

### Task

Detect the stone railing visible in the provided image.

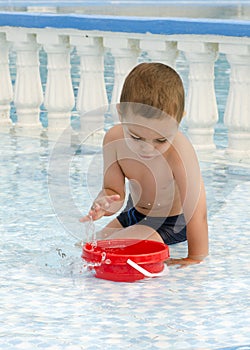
[0,12,250,162]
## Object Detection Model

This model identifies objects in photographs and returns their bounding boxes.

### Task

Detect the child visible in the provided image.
[80,62,208,267]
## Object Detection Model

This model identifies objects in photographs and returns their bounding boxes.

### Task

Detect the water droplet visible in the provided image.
[101,252,106,262]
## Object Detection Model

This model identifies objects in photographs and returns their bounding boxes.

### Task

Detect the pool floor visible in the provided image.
[0,132,250,350]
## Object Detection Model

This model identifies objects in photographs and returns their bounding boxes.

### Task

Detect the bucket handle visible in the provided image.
[127,259,168,278]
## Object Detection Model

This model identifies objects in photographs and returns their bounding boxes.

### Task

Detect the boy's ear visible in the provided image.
[116,103,122,121]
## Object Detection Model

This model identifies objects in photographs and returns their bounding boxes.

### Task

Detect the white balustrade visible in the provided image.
[140,39,178,68]
[71,35,108,139]
[72,36,108,114]
[0,14,249,162]
[104,36,140,123]
[220,43,250,161]
[104,37,139,111]
[178,41,219,151]
[37,32,75,135]
[7,32,43,133]
[0,33,13,127]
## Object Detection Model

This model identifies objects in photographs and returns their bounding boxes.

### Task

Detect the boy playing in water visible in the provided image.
[81,62,208,267]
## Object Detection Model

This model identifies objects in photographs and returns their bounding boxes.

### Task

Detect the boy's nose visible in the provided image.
[140,141,154,152]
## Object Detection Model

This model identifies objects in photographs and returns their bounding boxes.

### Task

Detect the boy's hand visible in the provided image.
[79,194,120,222]
[166,257,202,268]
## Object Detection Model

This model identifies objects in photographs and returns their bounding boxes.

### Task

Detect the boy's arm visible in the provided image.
[185,179,208,261]
[168,133,209,267]
[168,180,208,267]
[81,126,126,221]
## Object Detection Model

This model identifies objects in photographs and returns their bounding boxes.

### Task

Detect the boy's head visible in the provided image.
[119,62,185,124]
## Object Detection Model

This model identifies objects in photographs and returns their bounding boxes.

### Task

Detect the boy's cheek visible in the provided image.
[124,138,139,153]
[158,143,171,154]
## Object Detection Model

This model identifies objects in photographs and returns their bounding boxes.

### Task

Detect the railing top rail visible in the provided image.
[0,11,250,37]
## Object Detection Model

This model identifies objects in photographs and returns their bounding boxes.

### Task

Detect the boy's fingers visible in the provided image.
[107,194,120,203]
[90,195,120,211]
[79,208,100,222]
[90,203,100,211]
[80,195,120,223]
[166,257,201,267]
[79,212,101,222]
[79,215,91,223]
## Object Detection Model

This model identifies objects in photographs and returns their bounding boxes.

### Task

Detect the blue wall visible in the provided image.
[0,12,250,37]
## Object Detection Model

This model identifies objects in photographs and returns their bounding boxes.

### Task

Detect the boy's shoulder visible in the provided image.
[173,130,194,149]
[103,124,123,144]
[169,131,198,165]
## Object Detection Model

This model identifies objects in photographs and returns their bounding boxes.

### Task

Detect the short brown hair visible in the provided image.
[119,62,184,123]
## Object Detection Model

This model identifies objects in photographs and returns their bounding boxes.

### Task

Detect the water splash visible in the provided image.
[38,247,89,278]
[85,251,107,268]
[83,215,103,268]
[87,215,97,248]
[83,217,112,268]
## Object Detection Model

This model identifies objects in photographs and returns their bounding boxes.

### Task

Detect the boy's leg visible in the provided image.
[96,218,124,240]
[98,219,164,243]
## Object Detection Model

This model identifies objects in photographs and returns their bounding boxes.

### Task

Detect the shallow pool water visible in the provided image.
[0,130,249,349]
[1,36,250,349]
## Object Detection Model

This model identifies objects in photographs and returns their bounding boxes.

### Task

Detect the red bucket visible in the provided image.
[82,239,169,282]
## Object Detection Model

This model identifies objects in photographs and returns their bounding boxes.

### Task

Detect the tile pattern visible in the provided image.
[0,134,249,350]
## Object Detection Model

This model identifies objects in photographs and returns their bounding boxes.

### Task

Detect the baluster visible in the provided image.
[71,36,108,138]
[104,37,139,121]
[0,33,13,128]
[220,43,250,162]
[9,33,43,133]
[38,33,75,136]
[140,39,178,67]
[178,42,218,152]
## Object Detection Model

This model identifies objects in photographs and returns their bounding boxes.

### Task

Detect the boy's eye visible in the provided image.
[156,139,167,143]
[130,134,141,141]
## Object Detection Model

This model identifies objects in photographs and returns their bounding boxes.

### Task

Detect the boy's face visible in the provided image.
[122,113,178,160]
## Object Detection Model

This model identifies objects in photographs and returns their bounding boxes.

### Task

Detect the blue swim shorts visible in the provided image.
[116,195,187,245]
